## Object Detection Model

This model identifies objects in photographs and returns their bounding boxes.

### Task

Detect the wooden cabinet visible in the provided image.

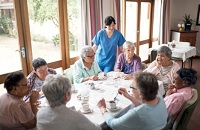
[171,30,198,46]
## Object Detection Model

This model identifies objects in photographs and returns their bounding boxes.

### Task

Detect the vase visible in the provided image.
[184,23,192,31]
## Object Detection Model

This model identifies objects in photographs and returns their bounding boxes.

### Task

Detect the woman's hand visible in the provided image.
[123,74,132,80]
[89,75,98,81]
[165,84,176,96]
[156,57,161,67]
[97,98,106,109]
[29,89,39,104]
[118,87,130,99]
[97,98,108,114]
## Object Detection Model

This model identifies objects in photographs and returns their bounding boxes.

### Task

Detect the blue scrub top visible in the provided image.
[92,29,125,67]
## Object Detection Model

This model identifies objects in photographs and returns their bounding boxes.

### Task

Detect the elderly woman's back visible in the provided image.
[37,74,101,130]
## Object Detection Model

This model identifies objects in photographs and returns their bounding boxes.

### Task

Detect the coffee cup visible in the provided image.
[108,100,116,109]
[82,103,89,112]
[98,73,105,79]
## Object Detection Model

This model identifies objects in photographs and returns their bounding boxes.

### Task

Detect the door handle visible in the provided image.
[16,47,26,58]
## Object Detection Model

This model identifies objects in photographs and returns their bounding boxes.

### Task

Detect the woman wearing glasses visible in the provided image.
[98,72,167,130]
[73,46,106,84]
[27,57,57,92]
[0,71,39,130]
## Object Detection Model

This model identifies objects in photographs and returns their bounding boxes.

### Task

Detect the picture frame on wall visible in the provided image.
[196,4,200,25]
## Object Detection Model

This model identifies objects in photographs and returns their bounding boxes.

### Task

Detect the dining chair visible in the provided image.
[161,115,173,130]
[64,66,74,84]
[171,88,198,130]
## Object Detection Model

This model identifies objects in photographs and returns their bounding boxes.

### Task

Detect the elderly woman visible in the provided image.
[115,41,142,79]
[0,71,39,130]
[73,46,105,84]
[27,57,56,92]
[37,74,101,130]
[144,46,180,89]
[164,68,197,116]
[98,72,168,130]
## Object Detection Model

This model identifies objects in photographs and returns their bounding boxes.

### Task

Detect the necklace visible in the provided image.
[159,66,172,76]
[84,67,96,77]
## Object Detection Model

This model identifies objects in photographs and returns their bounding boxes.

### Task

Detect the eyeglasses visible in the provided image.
[130,85,137,90]
[16,83,30,87]
[37,67,48,74]
[86,54,95,58]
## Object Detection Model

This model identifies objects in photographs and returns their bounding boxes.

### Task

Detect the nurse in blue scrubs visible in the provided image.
[92,16,126,73]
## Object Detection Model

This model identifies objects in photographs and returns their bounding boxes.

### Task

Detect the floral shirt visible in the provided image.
[27,68,56,91]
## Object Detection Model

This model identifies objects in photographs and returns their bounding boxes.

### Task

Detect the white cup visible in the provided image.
[108,100,116,109]
[98,73,104,79]
[82,103,89,112]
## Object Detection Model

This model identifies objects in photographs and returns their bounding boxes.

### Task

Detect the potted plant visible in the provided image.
[182,14,195,31]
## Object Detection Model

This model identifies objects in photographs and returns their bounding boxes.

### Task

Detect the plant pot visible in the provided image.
[184,23,192,31]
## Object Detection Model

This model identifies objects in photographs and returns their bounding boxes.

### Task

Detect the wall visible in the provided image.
[170,0,200,56]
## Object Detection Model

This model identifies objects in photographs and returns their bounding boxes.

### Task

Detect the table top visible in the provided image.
[39,71,164,125]
[149,44,196,62]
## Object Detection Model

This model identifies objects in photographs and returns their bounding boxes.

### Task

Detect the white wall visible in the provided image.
[170,0,200,56]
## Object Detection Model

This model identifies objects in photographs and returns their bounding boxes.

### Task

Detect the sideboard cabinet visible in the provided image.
[171,30,198,46]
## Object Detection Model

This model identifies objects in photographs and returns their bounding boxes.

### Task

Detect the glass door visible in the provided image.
[124,0,153,62]
[0,0,28,83]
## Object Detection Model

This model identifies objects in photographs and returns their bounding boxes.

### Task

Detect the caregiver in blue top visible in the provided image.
[92,16,126,73]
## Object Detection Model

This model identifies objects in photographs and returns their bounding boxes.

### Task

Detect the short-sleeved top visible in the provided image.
[103,95,168,130]
[164,87,193,115]
[27,68,57,91]
[92,29,126,67]
[0,93,35,130]
[37,105,101,130]
[115,53,142,74]
[73,58,101,84]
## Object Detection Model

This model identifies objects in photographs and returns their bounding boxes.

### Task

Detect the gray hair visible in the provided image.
[157,46,172,59]
[123,41,135,50]
[42,74,71,108]
[80,45,94,59]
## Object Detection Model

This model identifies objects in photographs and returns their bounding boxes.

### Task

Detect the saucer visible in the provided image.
[80,108,93,114]
[107,106,121,112]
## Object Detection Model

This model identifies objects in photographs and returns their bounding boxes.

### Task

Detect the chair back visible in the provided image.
[150,49,157,62]
[141,63,147,70]
[64,67,74,84]
[161,115,173,130]
[172,88,198,130]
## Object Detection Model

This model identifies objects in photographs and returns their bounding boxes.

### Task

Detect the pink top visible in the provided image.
[0,93,35,130]
[144,60,180,85]
[164,87,193,115]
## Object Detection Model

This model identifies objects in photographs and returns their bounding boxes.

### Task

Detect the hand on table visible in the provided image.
[89,75,98,81]
[123,74,132,80]
[97,98,108,114]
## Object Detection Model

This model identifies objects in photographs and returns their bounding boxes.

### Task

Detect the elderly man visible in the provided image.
[115,41,142,80]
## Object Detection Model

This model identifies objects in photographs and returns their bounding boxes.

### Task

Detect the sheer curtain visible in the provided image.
[81,0,121,46]
[159,0,171,44]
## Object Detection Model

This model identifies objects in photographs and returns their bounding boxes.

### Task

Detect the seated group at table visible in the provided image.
[0,44,197,130]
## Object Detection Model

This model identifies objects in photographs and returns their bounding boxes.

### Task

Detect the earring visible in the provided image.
[15,92,18,95]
